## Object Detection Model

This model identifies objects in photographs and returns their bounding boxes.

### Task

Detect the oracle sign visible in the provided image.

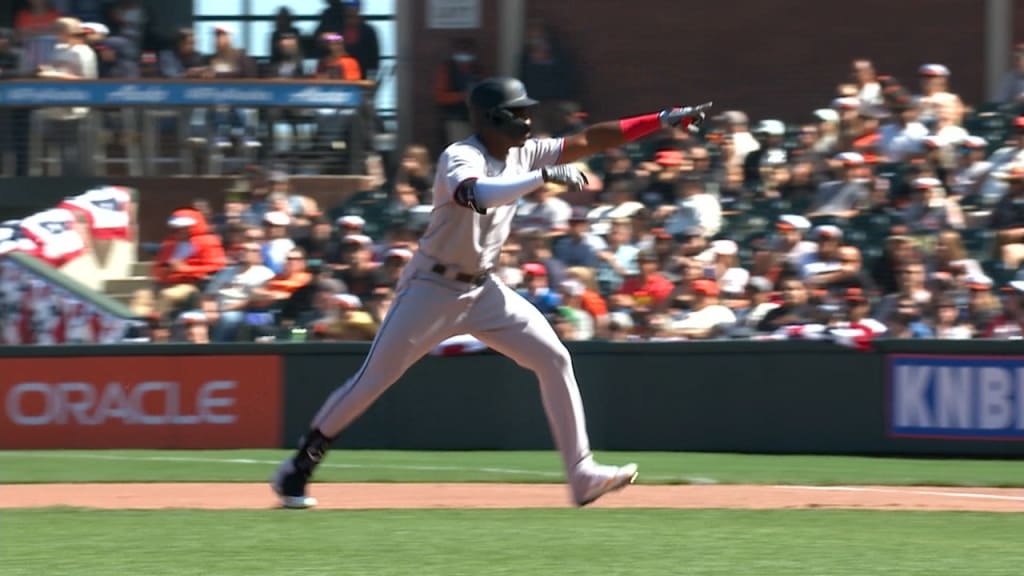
[0,356,281,449]
[6,381,238,426]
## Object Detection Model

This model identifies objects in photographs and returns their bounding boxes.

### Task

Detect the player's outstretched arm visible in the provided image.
[558,102,714,164]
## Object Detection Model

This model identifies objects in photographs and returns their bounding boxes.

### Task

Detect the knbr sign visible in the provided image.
[0,356,281,448]
[888,355,1024,441]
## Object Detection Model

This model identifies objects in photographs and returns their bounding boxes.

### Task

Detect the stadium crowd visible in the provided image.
[6,2,1024,344]
[132,51,1024,344]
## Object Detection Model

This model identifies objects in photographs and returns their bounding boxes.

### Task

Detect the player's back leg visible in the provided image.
[272,275,467,508]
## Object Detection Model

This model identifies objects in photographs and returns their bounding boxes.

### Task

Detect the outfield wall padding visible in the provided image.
[2,341,1023,455]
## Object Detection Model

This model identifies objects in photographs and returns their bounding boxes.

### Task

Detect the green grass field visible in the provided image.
[4,508,1023,576]
[4,450,1023,575]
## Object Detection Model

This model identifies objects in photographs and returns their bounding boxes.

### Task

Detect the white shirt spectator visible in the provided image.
[731,131,761,166]
[878,122,929,162]
[266,237,296,272]
[672,304,736,333]
[205,264,276,309]
[665,193,722,237]
[516,196,572,234]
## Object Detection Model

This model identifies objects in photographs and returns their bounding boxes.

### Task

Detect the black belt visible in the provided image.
[431,263,490,286]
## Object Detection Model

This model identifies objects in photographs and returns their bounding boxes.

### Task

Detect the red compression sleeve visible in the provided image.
[619,112,662,142]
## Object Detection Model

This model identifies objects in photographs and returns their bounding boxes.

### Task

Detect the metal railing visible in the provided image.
[0,78,379,177]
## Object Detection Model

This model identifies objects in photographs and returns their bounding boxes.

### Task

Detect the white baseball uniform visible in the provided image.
[309,134,605,493]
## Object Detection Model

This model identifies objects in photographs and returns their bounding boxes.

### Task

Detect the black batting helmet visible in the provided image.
[468,77,538,139]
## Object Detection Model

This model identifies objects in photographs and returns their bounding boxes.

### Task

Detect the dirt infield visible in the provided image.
[2,483,1023,511]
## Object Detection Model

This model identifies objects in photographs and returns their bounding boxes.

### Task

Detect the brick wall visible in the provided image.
[407,0,989,150]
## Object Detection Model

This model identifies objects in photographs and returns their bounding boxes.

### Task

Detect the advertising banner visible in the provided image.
[0,81,363,107]
[888,354,1024,441]
[0,355,281,448]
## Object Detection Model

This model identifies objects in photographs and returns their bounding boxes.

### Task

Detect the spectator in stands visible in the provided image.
[176,310,211,344]
[339,0,380,80]
[288,277,343,330]
[900,177,965,233]
[989,164,1024,269]
[519,262,562,315]
[315,32,361,79]
[606,311,635,341]
[812,108,841,155]
[14,0,60,43]
[262,211,296,274]
[761,214,816,280]
[885,296,934,338]
[927,229,981,282]
[757,276,817,332]
[931,295,973,339]
[202,241,276,341]
[37,17,96,80]
[553,207,607,268]
[433,37,483,145]
[267,173,320,228]
[268,32,305,78]
[806,152,869,219]
[852,59,884,115]
[270,7,301,64]
[999,44,1024,105]
[801,227,863,296]
[377,247,412,288]
[95,35,138,78]
[105,0,152,56]
[734,276,779,330]
[153,208,227,318]
[951,136,992,198]
[963,274,1001,335]
[916,64,964,130]
[876,260,932,322]
[983,282,1024,338]
[977,117,1024,205]
[879,92,929,163]
[556,280,594,340]
[159,28,207,78]
[296,216,335,263]
[613,250,674,311]
[392,144,435,208]
[595,219,639,297]
[495,240,523,288]
[642,149,686,207]
[708,239,747,286]
[587,177,644,233]
[519,19,577,135]
[30,17,97,175]
[519,228,567,286]
[743,119,789,191]
[670,278,736,339]
[664,176,722,239]
[314,0,346,51]
[204,26,259,149]
[831,287,886,334]
[871,235,918,295]
[716,110,759,166]
[515,182,571,237]
[333,234,381,301]
[254,246,313,303]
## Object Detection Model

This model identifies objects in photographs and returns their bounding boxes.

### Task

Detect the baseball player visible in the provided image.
[272,77,712,508]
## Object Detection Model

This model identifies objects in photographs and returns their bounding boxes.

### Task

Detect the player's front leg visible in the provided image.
[468,283,638,506]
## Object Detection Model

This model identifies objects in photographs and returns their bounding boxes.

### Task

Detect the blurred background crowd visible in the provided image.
[5,1,1024,344]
